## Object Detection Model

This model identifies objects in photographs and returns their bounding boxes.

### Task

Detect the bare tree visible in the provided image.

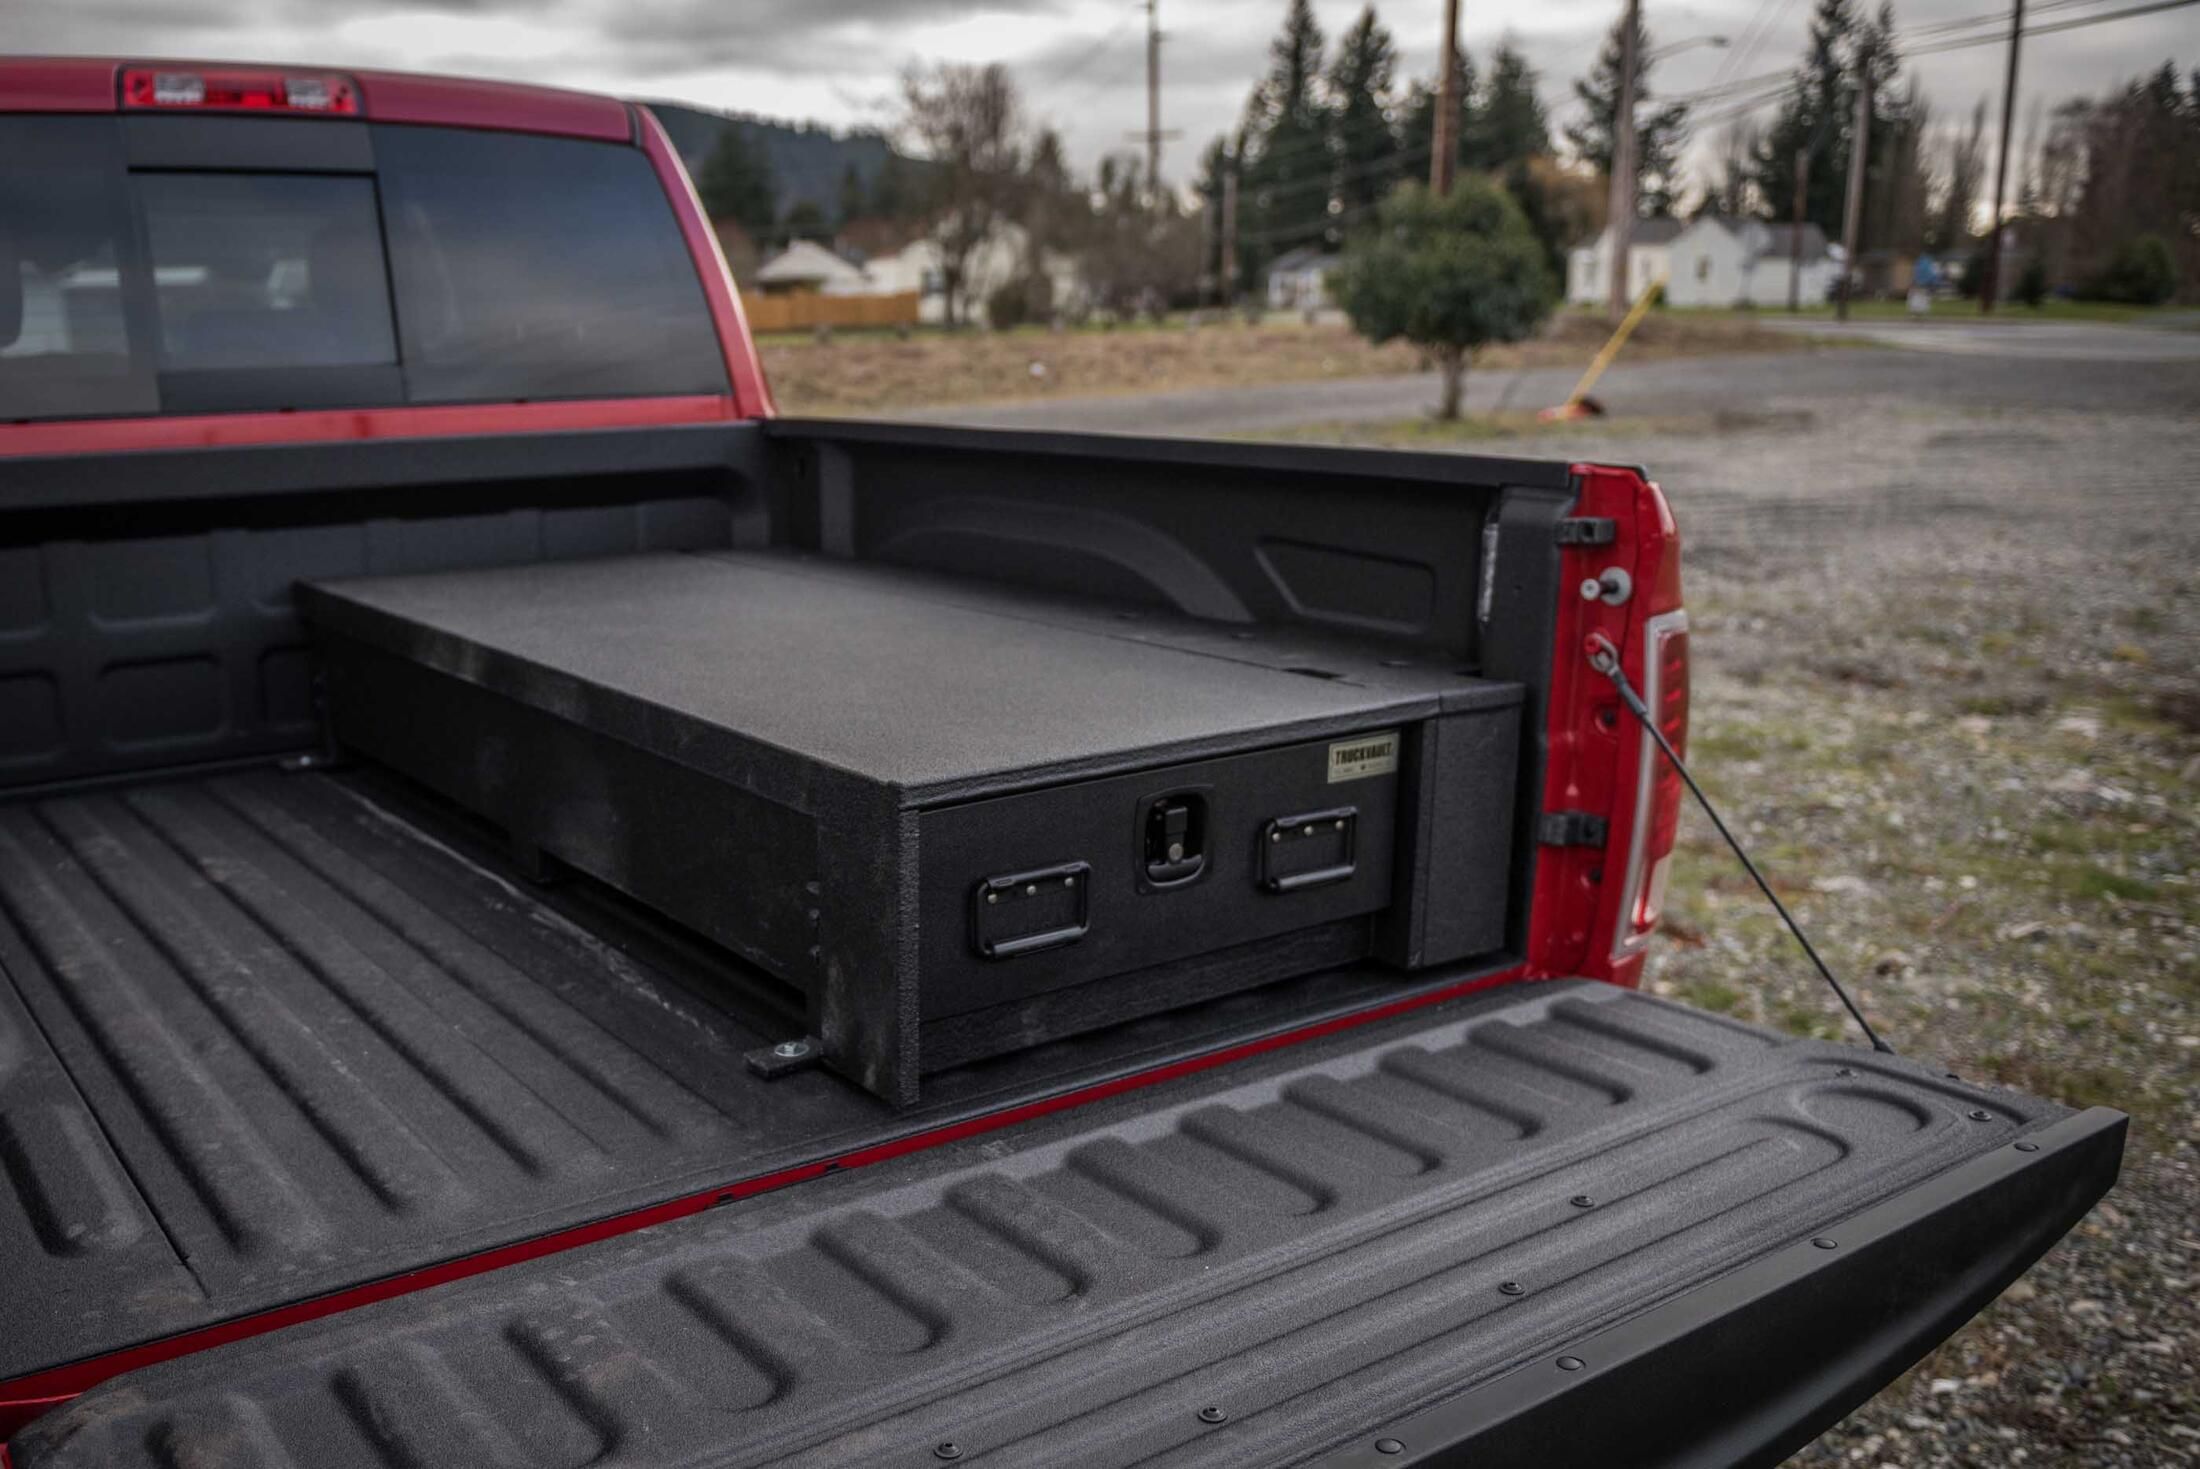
[1867,79,1931,255]
[2023,99,2091,288]
[1930,98,1988,251]
[1079,154,1203,317]
[2032,100,2092,220]
[1706,120,1762,217]
[900,63,1025,328]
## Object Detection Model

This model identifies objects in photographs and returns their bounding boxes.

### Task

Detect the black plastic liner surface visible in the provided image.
[11,981,2099,1469]
[0,767,1520,1387]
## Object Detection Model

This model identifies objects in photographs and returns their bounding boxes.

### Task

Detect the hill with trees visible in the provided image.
[646,101,925,240]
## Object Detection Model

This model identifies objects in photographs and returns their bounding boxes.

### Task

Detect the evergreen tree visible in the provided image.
[780,200,829,241]
[695,126,778,239]
[1398,47,1479,183]
[1466,44,1550,171]
[1506,153,1606,282]
[1565,11,1691,216]
[835,162,866,229]
[1192,134,1235,294]
[1749,0,1861,234]
[1334,178,1555,420]
[1019,127,1083,264]
[867,153,919,218]
[1239,0,1333,274]
[1327,7,1403,215]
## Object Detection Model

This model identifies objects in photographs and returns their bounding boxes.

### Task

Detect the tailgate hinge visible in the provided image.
[1537,811,1609,848]
[1555,516,1618,547]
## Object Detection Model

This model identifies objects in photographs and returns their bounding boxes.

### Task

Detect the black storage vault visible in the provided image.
[305,549,1522,1103]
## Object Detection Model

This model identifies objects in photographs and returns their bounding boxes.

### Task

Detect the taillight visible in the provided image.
[1613,610,1689,958]
[121,67,361,115]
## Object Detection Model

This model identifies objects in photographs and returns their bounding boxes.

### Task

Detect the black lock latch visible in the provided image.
[1142,794,1207,887]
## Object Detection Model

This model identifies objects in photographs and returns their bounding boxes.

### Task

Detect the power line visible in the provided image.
[1245,138,1438,203]
[1899,0,2111,40]
[1028,8,1141,94]
[1714,0,1807,96]
[1908,0,2196,53]
[1678,0,2187,107]
[1680,0,2193,138]
[1689,78,1802,130]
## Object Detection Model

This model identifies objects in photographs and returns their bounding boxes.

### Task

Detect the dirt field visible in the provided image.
[753,311,1812,416]
[1296,392,2200,1466]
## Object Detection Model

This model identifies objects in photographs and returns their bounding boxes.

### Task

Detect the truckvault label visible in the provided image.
[1327,731,1399,783]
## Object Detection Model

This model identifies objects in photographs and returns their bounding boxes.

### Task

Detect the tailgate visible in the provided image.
[8,981,2122,1469]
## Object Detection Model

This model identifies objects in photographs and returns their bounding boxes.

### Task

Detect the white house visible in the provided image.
[1664,217,1841,308]
[1263,246,1342,312]
[1566,217,1685,307]
[753,239,872,297]
[865,222,1086,325]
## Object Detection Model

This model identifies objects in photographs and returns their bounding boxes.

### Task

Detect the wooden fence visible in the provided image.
[740,291,922,333]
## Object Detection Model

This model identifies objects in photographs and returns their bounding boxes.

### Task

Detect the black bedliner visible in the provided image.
[9,980,2121,1469]
[0,766,1515,1387]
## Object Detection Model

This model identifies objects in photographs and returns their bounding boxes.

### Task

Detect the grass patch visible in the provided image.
[2058,866,2161,903]
[1671,977,1744,1014]
[756,312,1810,414]
[1975,1052,2139,1118]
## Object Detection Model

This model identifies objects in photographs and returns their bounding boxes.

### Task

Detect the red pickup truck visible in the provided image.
[0,58,2122,1469]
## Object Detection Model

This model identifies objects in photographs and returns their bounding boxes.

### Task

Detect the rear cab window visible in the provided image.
[377,127,727,403]
[0,118,157,420]
[0,109,728,423]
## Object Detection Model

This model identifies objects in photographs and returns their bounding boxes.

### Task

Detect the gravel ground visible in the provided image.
[928,341,2199,1463]
[1402,390,2200,1466]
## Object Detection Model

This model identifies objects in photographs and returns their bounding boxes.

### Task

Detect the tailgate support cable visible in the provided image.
[1588,634,1896,1055]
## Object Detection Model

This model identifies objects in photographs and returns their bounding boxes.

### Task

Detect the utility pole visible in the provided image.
[1429,0,1461,195]
[1605,0,1641,322]
[1980,0,2023,313]
[1145,0,1162,195]
[1789,149,1808,312]
[1125,0,1180,205]
[1220,152,1240,306]
[1836,42,1871,321]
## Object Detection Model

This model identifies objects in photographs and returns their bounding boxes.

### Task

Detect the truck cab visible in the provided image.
[0,57,2122,1469]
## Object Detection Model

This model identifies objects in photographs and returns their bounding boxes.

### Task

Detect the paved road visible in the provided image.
[904,328,2200,438]
[1759,314,2200,361]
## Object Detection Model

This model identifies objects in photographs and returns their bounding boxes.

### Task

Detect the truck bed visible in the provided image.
[9,977,2121,1469]
[0,765,1513,1399]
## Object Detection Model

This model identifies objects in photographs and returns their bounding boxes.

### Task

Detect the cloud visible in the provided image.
[8,0,2189,192]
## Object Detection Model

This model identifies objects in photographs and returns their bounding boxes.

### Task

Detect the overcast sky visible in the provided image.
[13,0,2191,195]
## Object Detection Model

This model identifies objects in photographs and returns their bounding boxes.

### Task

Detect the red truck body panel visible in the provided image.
[1529,464,1684,988]
[0,56,629,138]
[0,58,116,111]
[0,57,772,453]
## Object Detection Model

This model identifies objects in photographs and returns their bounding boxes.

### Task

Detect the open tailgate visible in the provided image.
[8,981,2122,1469]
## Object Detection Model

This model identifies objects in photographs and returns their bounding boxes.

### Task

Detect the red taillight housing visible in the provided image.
[122,67,360,115]
[1614,612,1690,958]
